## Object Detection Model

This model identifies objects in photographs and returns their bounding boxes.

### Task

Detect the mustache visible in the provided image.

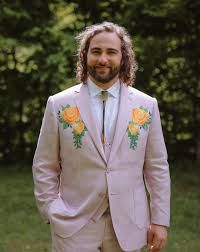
[94,64,111,68]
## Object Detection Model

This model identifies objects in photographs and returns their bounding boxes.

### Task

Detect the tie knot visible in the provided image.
[101,90,108,102]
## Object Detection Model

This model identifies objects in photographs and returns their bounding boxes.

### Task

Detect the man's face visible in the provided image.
[87,31,122,88]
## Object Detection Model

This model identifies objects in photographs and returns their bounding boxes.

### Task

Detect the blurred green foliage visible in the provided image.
[0,0,199,163]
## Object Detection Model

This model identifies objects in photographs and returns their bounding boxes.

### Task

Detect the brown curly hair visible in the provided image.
[76,22,138,86]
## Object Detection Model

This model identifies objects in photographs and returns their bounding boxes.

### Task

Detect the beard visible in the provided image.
[87,64,120,84]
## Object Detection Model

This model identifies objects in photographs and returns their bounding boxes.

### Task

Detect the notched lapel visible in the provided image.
[108,84,133,163]
[74,84,107,163]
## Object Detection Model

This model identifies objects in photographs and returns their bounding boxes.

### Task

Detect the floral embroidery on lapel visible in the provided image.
[127,106,152,150]
[58,104,87,149]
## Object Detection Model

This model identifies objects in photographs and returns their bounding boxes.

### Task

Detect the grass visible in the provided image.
[0,161,200,252]
[0,165,51,252]
[165,160,200,252]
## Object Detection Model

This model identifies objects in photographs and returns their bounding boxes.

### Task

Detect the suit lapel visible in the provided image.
[108,84,133,164]
[74,84,107,163]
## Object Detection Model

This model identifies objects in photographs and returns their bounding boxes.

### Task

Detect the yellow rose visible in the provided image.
[128,123,139,136]
[62,106,80,123]
[132,108,149,125]
[72,121,85,135]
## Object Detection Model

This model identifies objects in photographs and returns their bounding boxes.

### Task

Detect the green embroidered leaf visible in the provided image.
[61,104,70,110]
[63,122,69,129]
[72,131,82,149]
[130,141,137,150]
[140,106,148,113]
[72,128,87,149]
[127,128,139,150]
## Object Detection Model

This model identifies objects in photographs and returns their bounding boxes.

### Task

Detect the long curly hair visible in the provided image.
[76,22,138,86]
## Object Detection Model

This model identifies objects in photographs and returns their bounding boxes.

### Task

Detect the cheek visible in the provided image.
[87,55,97,66]
[112,59,122,67]
[112,54,122,66]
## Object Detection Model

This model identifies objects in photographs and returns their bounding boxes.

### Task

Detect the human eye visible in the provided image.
[92,51,100,55]
[109,51,116,55]
[107,49,118,55]
[91,48,101,55]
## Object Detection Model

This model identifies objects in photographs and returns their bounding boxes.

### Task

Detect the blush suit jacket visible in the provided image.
[32,83,170,251]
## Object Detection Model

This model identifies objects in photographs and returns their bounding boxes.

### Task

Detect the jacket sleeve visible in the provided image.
[144,98,171,227]
[32,96,61,223]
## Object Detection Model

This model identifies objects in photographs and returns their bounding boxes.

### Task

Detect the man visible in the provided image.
[32,22,170,252]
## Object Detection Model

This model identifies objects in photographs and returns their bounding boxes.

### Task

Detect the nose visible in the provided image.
[98,53,108,64]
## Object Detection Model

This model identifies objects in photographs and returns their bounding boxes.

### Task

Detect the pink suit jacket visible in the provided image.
[32,83,170,251]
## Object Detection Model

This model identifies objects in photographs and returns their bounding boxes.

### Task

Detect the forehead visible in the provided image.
[89,31,121,50]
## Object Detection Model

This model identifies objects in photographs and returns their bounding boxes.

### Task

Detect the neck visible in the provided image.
[89,75,119,90]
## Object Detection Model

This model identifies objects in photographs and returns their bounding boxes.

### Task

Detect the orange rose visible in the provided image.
[128,123,139,136]
[61,106,80,123]
[72,121,85,135]
[132,108,149,125]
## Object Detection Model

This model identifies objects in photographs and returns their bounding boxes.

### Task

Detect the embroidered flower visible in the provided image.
[128,123,140,150]
[61,106,80,124]
[128,106,152,150]
[128,122,139,136]
[72,120,85,135]
[132,107,149,126]
[58,105,87,149]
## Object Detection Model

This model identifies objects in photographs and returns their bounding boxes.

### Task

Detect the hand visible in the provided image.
[147,224,168,252]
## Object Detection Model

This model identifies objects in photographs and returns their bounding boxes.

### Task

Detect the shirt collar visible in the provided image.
[87,78,120,98]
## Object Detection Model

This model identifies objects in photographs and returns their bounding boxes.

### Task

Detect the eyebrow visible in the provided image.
[90,47,119,52]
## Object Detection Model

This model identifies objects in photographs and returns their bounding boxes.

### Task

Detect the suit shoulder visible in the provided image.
[128,86,156,102]
[50,83,82,102]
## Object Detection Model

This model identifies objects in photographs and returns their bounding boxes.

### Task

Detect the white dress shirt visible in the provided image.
[87,78,120,143]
